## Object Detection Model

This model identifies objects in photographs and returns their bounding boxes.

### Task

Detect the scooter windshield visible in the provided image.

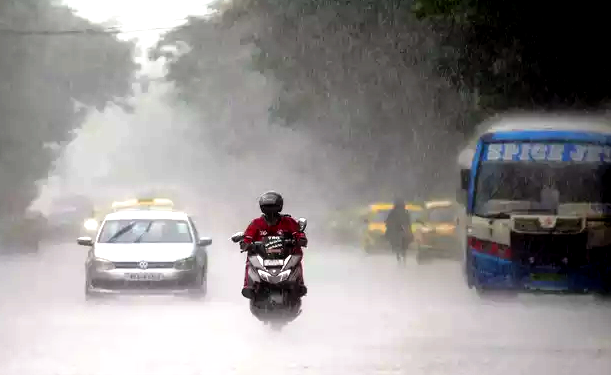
[263,236,284,254]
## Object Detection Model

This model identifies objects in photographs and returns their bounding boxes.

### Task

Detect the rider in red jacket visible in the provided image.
[241,191,307,299]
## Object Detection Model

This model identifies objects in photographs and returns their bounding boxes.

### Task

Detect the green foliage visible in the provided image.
[413,0,611,112]
[153,0,469,200]
[0,0,138,218]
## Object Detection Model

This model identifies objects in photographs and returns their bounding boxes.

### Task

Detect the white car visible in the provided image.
[78,209,211,298]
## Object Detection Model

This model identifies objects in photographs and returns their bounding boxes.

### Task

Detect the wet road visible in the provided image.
[1,242,611,375]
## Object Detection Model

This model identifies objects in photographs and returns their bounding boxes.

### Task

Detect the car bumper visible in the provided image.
[417,235,460,257]
[88,268,200,293]
[471,251,610,292]
[362,232,388,249]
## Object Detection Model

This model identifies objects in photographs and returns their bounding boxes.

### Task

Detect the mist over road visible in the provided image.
[1,241,611,375]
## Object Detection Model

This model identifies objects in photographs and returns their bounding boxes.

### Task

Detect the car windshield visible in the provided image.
[427,207,455,223]
[474,152,611,217]
[98,219,193,243]
[372,209,390,222]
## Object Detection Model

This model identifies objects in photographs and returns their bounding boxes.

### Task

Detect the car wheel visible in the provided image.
[188,270,206,299]
[201,270,208,295]
[84,278,95,301]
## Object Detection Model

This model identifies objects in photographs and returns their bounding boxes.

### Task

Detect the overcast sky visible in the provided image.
[35,1,216,209]
[62,0,214,49]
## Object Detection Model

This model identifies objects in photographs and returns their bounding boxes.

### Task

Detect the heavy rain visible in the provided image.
[1,0,611,374]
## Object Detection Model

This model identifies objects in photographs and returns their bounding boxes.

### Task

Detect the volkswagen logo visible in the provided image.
[138,261,148,270]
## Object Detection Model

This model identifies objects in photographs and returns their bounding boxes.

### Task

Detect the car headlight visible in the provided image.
[420,226,434,234]
[93,258,115,271]
[174,257,196,270]
[83,218,99,231]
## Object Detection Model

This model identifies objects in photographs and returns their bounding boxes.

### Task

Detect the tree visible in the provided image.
[0,0,138,219]
[413,0,611,113]
[153,0,469,203]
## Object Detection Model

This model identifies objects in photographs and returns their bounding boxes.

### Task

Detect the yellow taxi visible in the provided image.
[325,206,369,245]
[414,199,460,263]
[361,202,423,252]
[83,198,176,234]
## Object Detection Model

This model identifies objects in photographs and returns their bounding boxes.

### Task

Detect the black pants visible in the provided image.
[387,233,411,253]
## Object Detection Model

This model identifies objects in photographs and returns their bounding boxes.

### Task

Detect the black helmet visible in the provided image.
[393,198,405,208]
[259,191,284,218]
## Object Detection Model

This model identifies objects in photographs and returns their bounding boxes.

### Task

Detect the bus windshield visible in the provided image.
[474,162,611,217]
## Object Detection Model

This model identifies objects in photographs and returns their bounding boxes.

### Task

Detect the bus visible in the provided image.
[457,113,611,293]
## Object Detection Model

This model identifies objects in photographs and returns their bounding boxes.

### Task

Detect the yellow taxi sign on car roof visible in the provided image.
[425,200,454,209]
[111,198,174,211]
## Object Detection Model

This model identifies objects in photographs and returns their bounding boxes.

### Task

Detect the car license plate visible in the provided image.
[531,273,565,282]
[263,259,284,267]
[125,273,163,281]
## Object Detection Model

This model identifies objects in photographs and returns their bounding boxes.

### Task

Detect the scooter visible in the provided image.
[230,218,308,330]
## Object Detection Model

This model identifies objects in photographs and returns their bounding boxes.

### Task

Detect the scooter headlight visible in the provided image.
[278,270,291,282]
[257,269,271,282]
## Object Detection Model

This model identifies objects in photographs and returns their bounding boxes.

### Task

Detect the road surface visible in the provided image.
[1,241,611,375]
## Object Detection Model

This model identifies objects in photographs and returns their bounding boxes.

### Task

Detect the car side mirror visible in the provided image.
[198,237,212,246]
[297,217,307,232]
[77,236,93,247]
[460,169,470,190]
[230,232,245,243]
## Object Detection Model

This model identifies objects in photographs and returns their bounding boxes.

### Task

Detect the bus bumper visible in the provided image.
[470,251,610,293]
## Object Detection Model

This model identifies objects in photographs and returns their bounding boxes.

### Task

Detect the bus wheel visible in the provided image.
[464,252,475,289]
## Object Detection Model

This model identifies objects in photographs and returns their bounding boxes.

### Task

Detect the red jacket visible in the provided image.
[243,215,306,254]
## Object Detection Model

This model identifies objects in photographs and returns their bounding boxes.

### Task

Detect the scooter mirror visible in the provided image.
[297,218,307,232]
[230,232,245,243]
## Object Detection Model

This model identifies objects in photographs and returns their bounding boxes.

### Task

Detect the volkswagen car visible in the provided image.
[79,208,211,298]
